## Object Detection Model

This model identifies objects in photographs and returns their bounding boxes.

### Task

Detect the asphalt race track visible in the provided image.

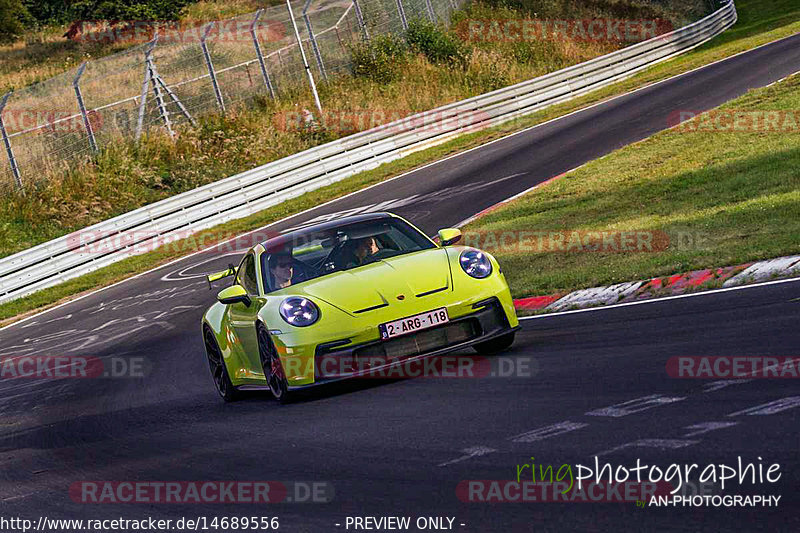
[1,32,799,532]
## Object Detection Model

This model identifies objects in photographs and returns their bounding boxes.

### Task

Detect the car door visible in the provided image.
[229,252,263,374]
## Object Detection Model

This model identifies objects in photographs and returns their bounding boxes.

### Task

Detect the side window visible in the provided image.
[237,254,259,295]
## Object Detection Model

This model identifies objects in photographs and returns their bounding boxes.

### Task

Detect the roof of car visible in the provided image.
[261,212,394,250]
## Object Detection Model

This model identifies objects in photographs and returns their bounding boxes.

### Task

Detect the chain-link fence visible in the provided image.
[0,0,466,191]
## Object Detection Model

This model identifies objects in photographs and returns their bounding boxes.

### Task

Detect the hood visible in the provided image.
[294,248,451,314]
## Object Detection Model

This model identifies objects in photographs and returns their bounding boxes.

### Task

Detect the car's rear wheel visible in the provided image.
[257,324,290,402]
[473,332,515,354]
[204,326,242,402]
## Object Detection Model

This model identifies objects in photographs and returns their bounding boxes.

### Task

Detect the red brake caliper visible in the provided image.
[271,354,285,379]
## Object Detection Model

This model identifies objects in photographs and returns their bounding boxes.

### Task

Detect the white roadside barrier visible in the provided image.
[0,1,737,305]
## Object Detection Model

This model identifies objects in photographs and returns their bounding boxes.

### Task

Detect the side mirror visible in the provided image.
[437,228,462,246]
[217,284,251,307]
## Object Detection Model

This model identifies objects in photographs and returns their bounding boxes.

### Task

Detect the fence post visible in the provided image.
[286,0,323,115]
[136,36,157,141]
[250,9,276,99]
[145,38,174,137]
[201,22,226,114]
[353,0,369,41]
[335,27,347,55]
[154,68,197,128]
[73,62,98,153]
[302,0,328,81]
[0,92,22,190]
[425,0,436,23]
[395,0,408,31]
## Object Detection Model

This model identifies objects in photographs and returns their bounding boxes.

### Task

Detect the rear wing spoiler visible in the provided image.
[206,264,237,289]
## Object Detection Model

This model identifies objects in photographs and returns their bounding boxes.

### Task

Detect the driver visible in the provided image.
[352,236,380,266]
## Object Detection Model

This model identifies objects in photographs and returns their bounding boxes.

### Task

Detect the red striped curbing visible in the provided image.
[636,265,749,296]
[513,293,563,311]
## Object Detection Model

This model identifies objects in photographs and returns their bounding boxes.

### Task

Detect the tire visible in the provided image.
[204,326,243,402]
[473,332,516,355]
[257,324,291,402]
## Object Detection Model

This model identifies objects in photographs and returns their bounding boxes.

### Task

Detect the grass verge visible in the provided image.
[464,71,800,299]
[1,0,799,324]
[0,1,271,91]
[1,0,700,254]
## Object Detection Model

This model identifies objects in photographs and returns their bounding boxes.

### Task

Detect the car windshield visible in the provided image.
[260,218,435,293]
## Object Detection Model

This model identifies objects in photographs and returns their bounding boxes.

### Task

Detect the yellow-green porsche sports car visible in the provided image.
[201,212,519,402]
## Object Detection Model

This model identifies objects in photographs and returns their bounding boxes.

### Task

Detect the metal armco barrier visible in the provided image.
[0,1,737,305]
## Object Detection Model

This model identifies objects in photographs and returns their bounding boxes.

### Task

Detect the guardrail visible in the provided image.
[0,0,470,191]
[0,1,737,305]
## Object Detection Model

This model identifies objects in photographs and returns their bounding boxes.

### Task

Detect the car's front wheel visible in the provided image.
[204,325,242,402]
[473,332,515,354]
[257,324,290,402]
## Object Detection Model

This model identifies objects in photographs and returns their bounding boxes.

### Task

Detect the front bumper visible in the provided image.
[295,297,517,388]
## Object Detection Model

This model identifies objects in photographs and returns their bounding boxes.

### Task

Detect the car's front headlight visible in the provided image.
[459,249,493,279]
[279,297,320,327]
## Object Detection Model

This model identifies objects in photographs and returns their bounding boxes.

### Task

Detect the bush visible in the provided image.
[404,19,470,68]
[22,0,190,25]
[0,0,32,43]
[463,49,510,92]
[350,34,409,83]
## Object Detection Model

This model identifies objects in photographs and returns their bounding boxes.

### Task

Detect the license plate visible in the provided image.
[379,308,449,340]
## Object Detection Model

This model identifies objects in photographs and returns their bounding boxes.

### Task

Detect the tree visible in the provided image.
[0,0,32,43]
[22,1,191,25]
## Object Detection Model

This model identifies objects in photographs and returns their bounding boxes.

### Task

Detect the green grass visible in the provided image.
[465,72,800,298]
[2,1,680,256]
[0,1,269,92]
[1,0,799,323]
[0,141,464,324]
